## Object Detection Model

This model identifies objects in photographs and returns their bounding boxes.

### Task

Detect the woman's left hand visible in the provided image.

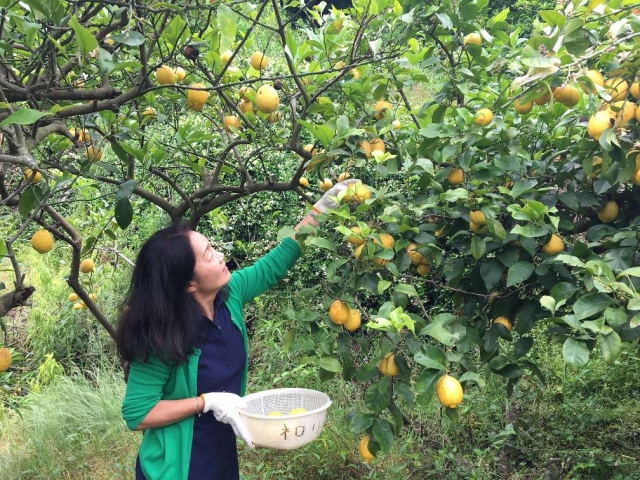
[312,178,360,214]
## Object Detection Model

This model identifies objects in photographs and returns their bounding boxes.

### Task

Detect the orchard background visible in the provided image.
[1,0,640,478]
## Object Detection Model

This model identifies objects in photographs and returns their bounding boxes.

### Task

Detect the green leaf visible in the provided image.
[19,187,37,217]
[0,108,51,126]
[414,345,446,370]
[520,45,559,68]
[514,337,534,358]
[511,180,537,200]
[317,357,342,373]
[573,293,614,321]
[115,180,137,201]
[68,15,98,55]
[420,323,456,346]
[598,331,622,365]
[306,237,337,251]
[491,363,522,379]
[394,283,418,297]
[364,377,392,413]
[506,261,534,287]
[372,419,395,453]
[0,239,6,257]
[539,10,565,27]
[218,4,237,52]
[111,31,145,47]
[510,225,549,238]
[297,120,335,148]
[349,413,374,433]
[115,198,133,230]
[480,259,503,291]
[378,280,392,294]
[563,338,590,367]
[540,296,556,314]
[617,267,640,278]
[471,236,485,260]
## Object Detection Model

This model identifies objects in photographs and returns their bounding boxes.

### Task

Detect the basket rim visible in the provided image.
[239,388,332,419]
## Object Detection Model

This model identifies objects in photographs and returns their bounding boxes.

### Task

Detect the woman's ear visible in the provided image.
[187,280,197,293]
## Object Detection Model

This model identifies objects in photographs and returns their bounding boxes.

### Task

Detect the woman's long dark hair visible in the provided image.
[116,223,202,365]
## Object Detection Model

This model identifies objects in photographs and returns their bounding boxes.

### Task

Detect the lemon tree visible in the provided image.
[0,0,639,460]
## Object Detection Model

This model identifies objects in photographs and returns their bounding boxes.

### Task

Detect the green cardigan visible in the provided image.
[122,237,302,480]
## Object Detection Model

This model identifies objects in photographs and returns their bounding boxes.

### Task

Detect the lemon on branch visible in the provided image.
[436,375,464,408]
[256,85,279,113]
[155,65,175,85]
[31,230,54,254]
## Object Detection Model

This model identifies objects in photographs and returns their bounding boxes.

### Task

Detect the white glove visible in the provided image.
[201,392,253,448]
[313,178,360,213]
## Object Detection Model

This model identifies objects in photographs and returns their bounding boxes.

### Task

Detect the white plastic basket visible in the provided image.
[238,388,332,450]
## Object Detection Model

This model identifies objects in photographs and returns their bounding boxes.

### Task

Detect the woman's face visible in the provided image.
[187,231,231,297]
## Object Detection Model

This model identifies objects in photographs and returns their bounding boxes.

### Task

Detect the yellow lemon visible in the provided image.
[597,200,619,223]
[80,259,95,273]
[475,108,494,126]
[223,115,241,133]
[299,177,309,187]
[630,82,640,100]
[187,83,210,110]
[289,408,308,415]
[250,51,268,70]
[368,138,385,153]
[155,65,175,85]
[373,100,392,120]
[553,85,581,107]
[329,300,350,325]
[359,435,375,463]
[587,110,613,141]
[25,168,42,184]
[436,375,464,408]
[469,210,486,226]
[532,88,551,105]
[319,178,333,192]
[175,67,187,82]
[543,234,564,255]
[68,293,79,302]
[267,411,283,416]
[514,98,533,114]
[31,230,54,254]
[604,78,629,102]
[347,227,365,245]
[344,308,361,332]
[0,348,12,372]
[87,145,102,162]
[378,353,399,376]
[417,264,431,276]
[407,243,429,265]
[238,99,254,114]
[221,50,233,63]
[463,32,482,46]
[582,70,605,93]
[256,85,280,113]
[493,316,512,331]
[338,171,350,182]
[448,168,465,185]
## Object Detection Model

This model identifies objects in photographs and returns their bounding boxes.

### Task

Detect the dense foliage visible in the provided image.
[1,0,639,465]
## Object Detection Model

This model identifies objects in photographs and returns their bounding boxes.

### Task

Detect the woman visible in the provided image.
[117,180,356,480]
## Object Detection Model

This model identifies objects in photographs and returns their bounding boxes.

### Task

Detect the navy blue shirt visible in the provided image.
[136,295,246,480]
